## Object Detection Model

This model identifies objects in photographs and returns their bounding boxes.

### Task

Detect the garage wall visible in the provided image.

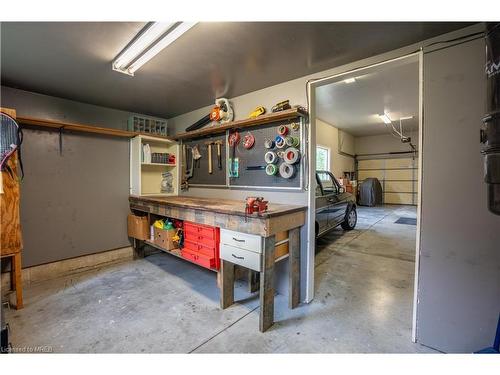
[418,37,500,352]
[0,86,165,267]
[355,131,419,155]
[316,119,355,177]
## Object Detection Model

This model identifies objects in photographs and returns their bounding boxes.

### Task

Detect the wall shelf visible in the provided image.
[141,163,177,167]
[17,115,173,141]
[170,107,308,141]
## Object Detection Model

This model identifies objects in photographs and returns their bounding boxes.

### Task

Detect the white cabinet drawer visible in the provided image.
[220,229,263,253]
[220,244,262,271]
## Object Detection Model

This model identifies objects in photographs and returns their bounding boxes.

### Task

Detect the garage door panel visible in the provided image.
[385,180,414,192]
[384,192,416,205]
[385,169,414,180]
[358,170,384,181]
[358,156,419,206]
[385,158,416,169]
[358,159,384,170]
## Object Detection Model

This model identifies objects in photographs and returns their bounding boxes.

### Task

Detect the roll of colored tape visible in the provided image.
[285,136,294,147]
[291,136,300,148]
[243,133,255,149]
[275,135,286,148]
[265,163,278,176]
[277,151,285,159]
[264,138,275,149]
[291,122,300,131]
[264,151,278,164]
[283,147,300,164]
[278,125,289,136]
[279,163,295,179]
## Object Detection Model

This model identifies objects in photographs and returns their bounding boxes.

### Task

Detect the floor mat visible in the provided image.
[395,217,417,225]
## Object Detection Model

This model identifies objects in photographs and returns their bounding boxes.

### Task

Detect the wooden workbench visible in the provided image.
[129,195,306,332]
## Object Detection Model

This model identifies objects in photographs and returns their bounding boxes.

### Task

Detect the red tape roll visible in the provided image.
[243,133,255,149]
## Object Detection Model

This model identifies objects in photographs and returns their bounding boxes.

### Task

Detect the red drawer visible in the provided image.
[182,222,220,270]
[183,239,215,257]
[184,222,217,240]
[181,249,216,270]
[185,233,217,248]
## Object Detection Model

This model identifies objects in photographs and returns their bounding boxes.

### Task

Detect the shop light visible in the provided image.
[343,77,356,83]
[113,22,197,76]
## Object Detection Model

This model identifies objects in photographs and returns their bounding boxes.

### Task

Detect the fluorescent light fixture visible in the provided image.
[112,22,197,76]
[400,116,414,120]
[378,113,392,124]
[343,77,356,83]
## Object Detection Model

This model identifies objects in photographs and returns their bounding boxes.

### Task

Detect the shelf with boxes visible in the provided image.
[127,210,291,274]
[130,135,180,196]
[127,212,221,272]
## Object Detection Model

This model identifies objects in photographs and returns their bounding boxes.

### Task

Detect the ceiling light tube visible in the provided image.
[113,22,197,76]
[113,22,175,73]
[379,113,392,124]
[400,116,414,120]
[343,77,356,83]
[127,22,196,75]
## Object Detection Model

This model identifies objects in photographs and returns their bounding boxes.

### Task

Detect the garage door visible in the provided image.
[357,157,418,205]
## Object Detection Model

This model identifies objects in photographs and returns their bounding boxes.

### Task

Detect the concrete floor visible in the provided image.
[4,204,435,353]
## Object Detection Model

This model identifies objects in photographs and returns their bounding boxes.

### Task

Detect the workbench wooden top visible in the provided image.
[129,195,307,219]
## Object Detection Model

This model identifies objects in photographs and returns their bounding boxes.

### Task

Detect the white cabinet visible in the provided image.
[130,135,180,196]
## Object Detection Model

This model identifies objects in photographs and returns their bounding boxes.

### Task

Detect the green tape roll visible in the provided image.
[265,163,278,176]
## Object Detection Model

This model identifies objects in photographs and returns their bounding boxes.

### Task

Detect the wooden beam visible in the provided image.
[288,227,301,309]
[17,116,173,141]
[260,235,276,332]
[170,107,308,141]
[220,260,235,309]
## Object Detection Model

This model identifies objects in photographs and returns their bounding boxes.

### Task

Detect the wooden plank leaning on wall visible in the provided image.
[1,107,24,309]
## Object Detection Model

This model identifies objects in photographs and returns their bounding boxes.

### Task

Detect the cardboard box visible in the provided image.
[153,227,178,251]
[127,214,149,240]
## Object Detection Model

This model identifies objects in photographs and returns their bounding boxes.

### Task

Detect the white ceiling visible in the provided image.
[315,55,419,137]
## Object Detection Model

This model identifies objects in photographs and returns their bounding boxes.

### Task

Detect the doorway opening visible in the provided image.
[308,53,422,345]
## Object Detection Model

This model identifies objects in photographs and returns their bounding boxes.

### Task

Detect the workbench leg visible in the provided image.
[12,253,23,310]
[220,260,235,309]
[133,238,145,259]
[260,235,275,332]
[288,227,301,309]
[248,270,260,293]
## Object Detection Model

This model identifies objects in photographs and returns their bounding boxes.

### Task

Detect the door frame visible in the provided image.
[306,51,423,341]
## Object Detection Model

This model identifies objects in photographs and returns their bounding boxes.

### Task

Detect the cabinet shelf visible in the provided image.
[131,135,179,196]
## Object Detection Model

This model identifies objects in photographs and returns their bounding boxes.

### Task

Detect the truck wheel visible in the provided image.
[341,206,357,230]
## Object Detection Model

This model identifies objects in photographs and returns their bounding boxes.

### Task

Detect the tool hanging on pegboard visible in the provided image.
[214,140,223,170]
[228,130,240,178]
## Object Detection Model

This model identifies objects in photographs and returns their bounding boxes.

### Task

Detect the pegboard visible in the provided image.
[228,118,305,189]
[182,133,227,186]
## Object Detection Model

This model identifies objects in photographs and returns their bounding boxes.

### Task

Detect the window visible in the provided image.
[316,171,338,195]
[316,145,330,171]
